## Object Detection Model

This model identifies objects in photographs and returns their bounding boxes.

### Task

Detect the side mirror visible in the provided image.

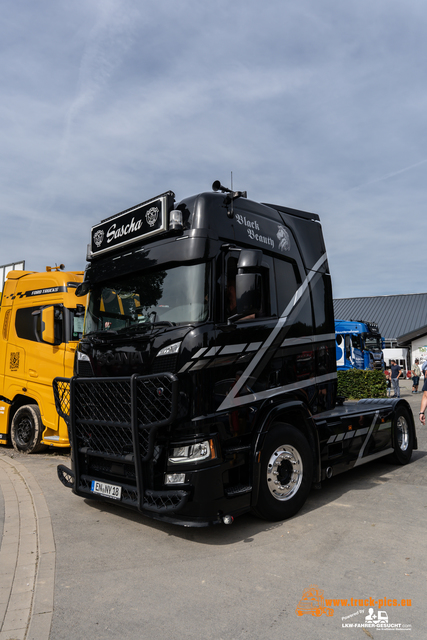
[40,306,58,345]
[236,273,262,316]
[237,249,262,269]
[76,281,90,297]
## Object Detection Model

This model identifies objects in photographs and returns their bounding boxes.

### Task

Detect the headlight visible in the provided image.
[157,342,181,357]
[77,351,90,362]
[168,439,216,464]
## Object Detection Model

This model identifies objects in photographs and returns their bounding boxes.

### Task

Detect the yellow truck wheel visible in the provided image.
[11,405,47,453]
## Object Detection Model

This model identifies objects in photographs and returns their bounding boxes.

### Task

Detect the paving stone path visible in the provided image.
[0,455,55,640]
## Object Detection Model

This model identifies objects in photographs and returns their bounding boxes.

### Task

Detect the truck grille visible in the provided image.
[53,373,187,516]
[53,373,178,461]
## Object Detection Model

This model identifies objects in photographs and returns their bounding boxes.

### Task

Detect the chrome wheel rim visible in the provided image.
[396,415,409,451]
[266,445,303,501]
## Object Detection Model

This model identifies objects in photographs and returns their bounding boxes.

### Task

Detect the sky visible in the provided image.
[1,0,427,298]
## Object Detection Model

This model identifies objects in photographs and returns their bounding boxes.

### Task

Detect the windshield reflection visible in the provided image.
[84,263,209,334]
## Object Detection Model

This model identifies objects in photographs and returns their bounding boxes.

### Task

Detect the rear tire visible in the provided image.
[11,405,47,453]
[253,424,313,521]
[388,406,413,465]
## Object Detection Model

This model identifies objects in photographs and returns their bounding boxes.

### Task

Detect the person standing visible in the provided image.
[412,359,421,393]
[390,359,402,398]
[384,368,391,397]
[419,377,427,425]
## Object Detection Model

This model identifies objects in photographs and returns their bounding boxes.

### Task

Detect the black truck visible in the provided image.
[53,181,416,526]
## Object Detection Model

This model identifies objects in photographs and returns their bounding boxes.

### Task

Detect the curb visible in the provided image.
[0,454,55,640]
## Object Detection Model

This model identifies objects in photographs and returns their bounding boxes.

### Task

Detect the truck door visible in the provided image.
[13,303,65,431]
[212,249,276,431]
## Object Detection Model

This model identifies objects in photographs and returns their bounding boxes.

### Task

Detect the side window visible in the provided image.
[15,306,63,343]
[351,335,361,349]
[345,335,351,359]
[15,307,39,341]
[225,256,239,319]
[310,273,334,335]
[274,259,300,315]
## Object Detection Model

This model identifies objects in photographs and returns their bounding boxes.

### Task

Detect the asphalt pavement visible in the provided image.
[1,378,426,640]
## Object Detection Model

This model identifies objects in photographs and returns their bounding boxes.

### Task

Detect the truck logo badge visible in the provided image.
[10,352,20,371]
[93,230,105,247]
[146,207,159,227]
[277,225,291,252]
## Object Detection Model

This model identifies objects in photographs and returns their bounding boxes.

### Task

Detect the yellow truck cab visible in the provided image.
[0,267,84,452]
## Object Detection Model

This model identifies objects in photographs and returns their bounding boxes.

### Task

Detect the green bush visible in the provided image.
[337,369,387,399]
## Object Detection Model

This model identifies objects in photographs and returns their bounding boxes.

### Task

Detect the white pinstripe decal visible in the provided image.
[217,253,329,412]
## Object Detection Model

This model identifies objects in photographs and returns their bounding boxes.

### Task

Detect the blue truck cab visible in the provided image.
[335,319,384,371]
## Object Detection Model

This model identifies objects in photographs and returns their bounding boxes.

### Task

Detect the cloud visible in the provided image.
[1,0,427,298]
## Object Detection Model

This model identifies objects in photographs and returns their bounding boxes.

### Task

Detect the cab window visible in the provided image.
[15,306,63,344]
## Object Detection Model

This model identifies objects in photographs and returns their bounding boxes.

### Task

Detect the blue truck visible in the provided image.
[335,319,384,371]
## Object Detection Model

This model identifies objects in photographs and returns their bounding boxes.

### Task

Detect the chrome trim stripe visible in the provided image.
[281,333,336,347]
[354,448,394,467]
[217,372,337,411]
[328,426,369,444]
[220,344,248,355]
[205,346,222,357]
[247,342,263,352]
[355,427,369,437]
[356,411,379,461]
[192,348,207,359]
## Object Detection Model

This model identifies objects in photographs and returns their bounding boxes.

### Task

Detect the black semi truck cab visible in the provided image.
[54,182,416,526]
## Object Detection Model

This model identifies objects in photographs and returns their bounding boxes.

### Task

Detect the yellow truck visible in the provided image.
[0,266,84,452]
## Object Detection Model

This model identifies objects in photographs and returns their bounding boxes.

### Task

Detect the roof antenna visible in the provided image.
[231,171,233,191]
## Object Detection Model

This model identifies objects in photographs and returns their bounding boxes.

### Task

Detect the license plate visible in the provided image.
[91,480,122,500]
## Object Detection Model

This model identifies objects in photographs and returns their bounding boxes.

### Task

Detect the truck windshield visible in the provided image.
[365,337,381,351]
[84,263,209,334]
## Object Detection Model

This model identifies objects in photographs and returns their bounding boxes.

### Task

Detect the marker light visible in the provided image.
[169,209,183,231]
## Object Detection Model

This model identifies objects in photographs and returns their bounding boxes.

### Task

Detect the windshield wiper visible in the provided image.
[150,320,175,327]
[117,324,153,335]
[85,330,118,337]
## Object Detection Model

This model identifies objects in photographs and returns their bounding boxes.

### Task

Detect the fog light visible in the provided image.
[165,473,186,485]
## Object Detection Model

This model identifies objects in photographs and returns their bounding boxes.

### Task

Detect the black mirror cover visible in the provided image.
[236,273,262,316]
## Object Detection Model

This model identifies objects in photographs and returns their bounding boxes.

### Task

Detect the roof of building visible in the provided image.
[333,293,427,341]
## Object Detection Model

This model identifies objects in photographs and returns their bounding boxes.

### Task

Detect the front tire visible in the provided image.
[253,424,313,521]
[388,406,413,465]
[11,405,47,453]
